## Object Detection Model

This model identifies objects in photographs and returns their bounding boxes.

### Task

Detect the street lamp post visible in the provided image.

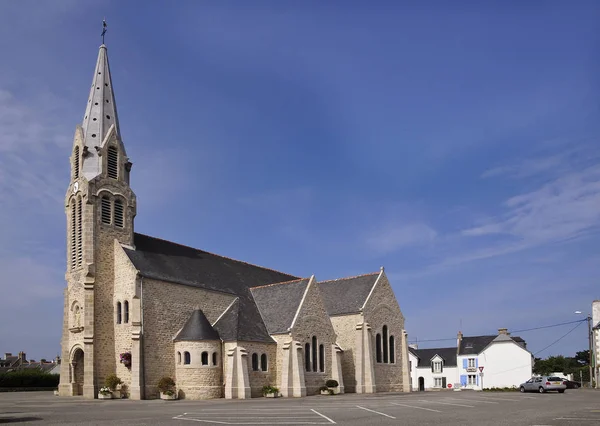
[575,311,594,387]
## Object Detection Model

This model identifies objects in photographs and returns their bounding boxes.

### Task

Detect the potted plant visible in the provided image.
[105,374,123,399]
[98,387,113,399]
[319,385,332,395]
[262,385,279,398]
[325,379,339,395]
[119,352,132,368]
[157,377,177,400]
[53,388,59,396]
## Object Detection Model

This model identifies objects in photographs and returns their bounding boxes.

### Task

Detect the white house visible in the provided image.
[592,300,600,388]
[409,328,533,391]
[408,346,458,391]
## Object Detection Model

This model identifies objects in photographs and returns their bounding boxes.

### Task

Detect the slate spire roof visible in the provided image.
[174,308,220,341]
[80,44,122,179]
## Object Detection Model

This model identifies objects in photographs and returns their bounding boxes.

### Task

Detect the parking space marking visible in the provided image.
[473,396,521,402]
[390,402,442,413]
[554,418,600,422]
[444,397,498,404]
[418,399,475,408]
[356,405,396,419]
[310,409,336,424]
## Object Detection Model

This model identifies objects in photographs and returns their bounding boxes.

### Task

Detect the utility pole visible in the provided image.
[588,315,594,388]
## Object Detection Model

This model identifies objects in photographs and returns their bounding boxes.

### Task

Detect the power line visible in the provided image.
[533,321,584,356]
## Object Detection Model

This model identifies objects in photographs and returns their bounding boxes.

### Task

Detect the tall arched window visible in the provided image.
[73,146,80,179]
[107,146,118,179]
[376,333,382,363]
[305,343,311,372]
[184,352,190,364]
[101,196,111,224]
[70,202,76,269]
[76,197,83,266]
[319,344,324,372]
[212,352,218,366]
[382,325,389,364]
[251,353,259,371]
[389,335,395,363]
[116,302,122,324]
[312,336,318,372]
[123,300,129,323]
[177,352,181,364]
[261,354,268,371]
[201,351,209,366]
[114,199,124,228]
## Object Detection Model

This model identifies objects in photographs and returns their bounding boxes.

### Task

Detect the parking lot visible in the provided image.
[0,389,598,425]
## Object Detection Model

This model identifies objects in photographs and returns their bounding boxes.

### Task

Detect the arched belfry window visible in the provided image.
[70,202,77,269]
[382,325,389,364]
[101,196,111,224]
[76,197,83,266]
[116,302,122,324]
[114,199,124,228]
[389,335,395,363]
[376,333,382,363]
[107,146,118,179]
[73,146,80,179]
[261,354,268,371]
[123,300,129,323]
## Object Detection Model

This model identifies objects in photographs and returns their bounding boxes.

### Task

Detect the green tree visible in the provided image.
[575,350,590,366]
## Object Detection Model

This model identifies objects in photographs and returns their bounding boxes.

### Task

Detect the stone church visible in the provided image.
[58,42,410,400]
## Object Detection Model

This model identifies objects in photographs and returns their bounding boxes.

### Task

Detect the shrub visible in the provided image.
[99,387,112,395]
[262,385,279,395]
[325,379,339,388]
[104,374,122,391]
[157,377,176,394]
[0,370,59,388]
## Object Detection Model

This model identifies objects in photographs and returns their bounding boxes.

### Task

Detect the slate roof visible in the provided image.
[123,233,298,343]
[250,278,310,334]
[411,347,457,367]
[174,308,220,341]
[459,335,526,355]
[318,272,379,316]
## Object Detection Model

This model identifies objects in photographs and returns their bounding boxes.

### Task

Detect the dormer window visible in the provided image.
[432,360,443,373]
[107,146,118,179]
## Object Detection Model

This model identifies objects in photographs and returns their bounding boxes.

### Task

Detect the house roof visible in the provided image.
[251,278,310,334]
[318,272,379,316]
[412,347,457,367]
[123,233,298,343]
[459,334,526,355]
[174,308,220,341]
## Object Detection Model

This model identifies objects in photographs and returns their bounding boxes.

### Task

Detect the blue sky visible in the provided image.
[1,0,599,361]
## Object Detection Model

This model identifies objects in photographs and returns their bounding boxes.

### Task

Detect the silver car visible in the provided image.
[519,376,566,393]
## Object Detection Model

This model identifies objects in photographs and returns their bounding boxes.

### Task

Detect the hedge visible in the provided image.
[0,370,59,388]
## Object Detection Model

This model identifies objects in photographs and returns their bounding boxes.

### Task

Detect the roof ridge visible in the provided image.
[251,277,308,290]
[318,271,379,284]
[134,232,299,279]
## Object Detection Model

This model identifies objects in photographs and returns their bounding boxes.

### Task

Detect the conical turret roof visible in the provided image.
[174,308,220,341]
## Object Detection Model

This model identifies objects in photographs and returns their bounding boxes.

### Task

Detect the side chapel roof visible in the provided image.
[318,272,380,316]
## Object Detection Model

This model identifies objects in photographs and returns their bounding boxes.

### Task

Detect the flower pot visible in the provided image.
[53,390,59,396]
[98,393,112,399]
[112,390,121,399]
[320,390,331,395]
[264,392,278,398]
[160,392,177,400]
[328,387,339,395]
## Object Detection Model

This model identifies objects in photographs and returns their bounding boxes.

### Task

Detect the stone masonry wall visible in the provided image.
[270,334,291,392]
[228,341,277,398]
[363,273,406,392]
[329,313,362,393]
[175,341,222,399]
[142,278,236,399]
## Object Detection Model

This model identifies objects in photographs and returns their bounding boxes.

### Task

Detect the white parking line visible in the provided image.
[554,418,600,422]
[390,402,442,413]
[474,396,520,402]
[444,397,498,404]
[418,399,475,408]
[311,409,336,424]
[356,405,396,419]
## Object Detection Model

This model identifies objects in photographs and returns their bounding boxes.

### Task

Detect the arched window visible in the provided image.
[184,351,191,365]
[319,344,324,372]
[123,300,129,323]
[261,354,268,371]
[382,325,389,364]
[76,197,83,266]
[73,146,80,179]
[70,202,76,269]
[312,336,318,372]
[376,333,382,363]
[114,199,124,228]
[177,352,181,364]
[389,335,395,363]
[101,196,111,224]
[305,343,311,372]
[107,146,118,179]
[116,302,122,324]
[251,353,259,371]
[212,352,218,366]
[201,351,209,366]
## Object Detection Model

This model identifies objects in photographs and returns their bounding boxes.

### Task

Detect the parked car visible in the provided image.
[558,378,581,389]
[519,376,566,393]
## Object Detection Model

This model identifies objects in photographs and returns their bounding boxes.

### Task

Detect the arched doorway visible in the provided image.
[418,376,425,391]
[71,348,84,395]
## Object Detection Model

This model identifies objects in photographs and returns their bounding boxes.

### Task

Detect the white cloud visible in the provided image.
[366,222,437,254]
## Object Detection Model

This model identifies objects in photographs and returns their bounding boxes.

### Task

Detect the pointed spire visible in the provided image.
[82,44,120,146]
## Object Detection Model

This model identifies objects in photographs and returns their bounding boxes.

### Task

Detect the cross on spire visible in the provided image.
[101,19,107,44]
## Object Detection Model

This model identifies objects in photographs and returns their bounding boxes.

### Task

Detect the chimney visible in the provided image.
[18,351,26,361]
[498,328,509,335]
[408,343,418,350]
[4,353,11,359]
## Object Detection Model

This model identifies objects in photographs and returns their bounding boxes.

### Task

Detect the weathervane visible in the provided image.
[101,18,107,44]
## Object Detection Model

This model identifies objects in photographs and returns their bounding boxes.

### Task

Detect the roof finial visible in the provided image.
[101,18,107,45]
